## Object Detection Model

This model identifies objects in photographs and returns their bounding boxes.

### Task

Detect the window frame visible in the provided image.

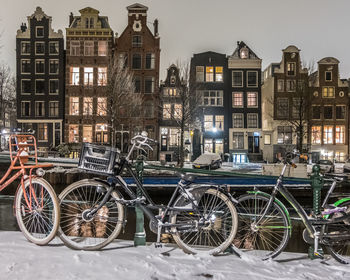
[232,113,244,128]
[35,42,45,55]
[49,41,59,55]
[247,92,258,108]
[36,26,44,38]
[21,41,31,55]
[35,79,45,95]
[35,101,45,117]
[232,92,244,108]
[49,59,59,74]
[70,41,80,56]
[21,79,31,95]
[49,79,59,95]
[247,71,258,87]
[232,71,243,87]
[49,101,59,117]
[21,101,31,117]
[247,113,258,128]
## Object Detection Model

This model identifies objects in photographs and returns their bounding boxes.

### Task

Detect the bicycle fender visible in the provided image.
[246,190,292,233]
[189,184,238,204]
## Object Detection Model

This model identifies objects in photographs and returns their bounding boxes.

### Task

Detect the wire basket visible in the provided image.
[78,143,120,175]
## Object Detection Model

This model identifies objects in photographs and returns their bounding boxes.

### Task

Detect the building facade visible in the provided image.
[16,7,65,151]
[65,7,113,146]
[228,41,262,163]
[309,57,349,162]
[114,3,160,159]
[191,51,228,158]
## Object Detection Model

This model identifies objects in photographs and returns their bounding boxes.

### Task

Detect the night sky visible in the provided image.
[1,0,350,80]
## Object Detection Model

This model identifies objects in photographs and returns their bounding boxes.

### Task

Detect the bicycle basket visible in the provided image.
[78,143,120,175]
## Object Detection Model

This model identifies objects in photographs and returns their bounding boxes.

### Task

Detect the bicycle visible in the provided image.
[58,132,238,254]
[234,151,350,263]
[2,133,60,245]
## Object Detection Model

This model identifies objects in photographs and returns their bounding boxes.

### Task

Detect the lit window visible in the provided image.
[49,80,59,94]
[84,67,93,86]
[277,126,292,144]
[196,66,204,82]
[83,97,93,115]
[247,71,257,87]
[335,152,346,162]
[247,114,258,128]
[215,115,224,130]
[98,67,107,86]
[277,98,289,118]
[232,71,243,87]
[264,135,271,145]
[84,41,94,56]
[97,98,107,116]
[145,53,155,69]
[287,63,295,76]
[83,125,93,143]
[233,133,244,149]
[323,87,335,98]
[70,67,80,85]
[49,101,59,117]
[70,97,79,115]
[98,41,107,56]
[174,104,182,119]
[311,126,321,144]
[69,125,79,143]
[240,48,249,59]
[232,113,243,128]
[37,123,48,141]
[247,92,257,107]
[206,66,214,82]
[204,115,213,131]
[96,124,108,143]
[163,104,171,119]
[323,126,333,144]
[215,67,223,82]
[232,92,243,107]
[202,90,223,106]
[336,126,345,144]
[292,98,301,119]
[70,41,80,56]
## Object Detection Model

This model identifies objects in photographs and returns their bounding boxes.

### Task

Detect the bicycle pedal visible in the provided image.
[155,242,163,248]
[313,252,324,259]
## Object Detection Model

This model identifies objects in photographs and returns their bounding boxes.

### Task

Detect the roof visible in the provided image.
[282,45,300,53]
[230,41,260,59]
[318,57,340,64]
[127,3,148,11]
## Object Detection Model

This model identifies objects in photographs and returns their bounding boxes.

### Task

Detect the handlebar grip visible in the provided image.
[291,163,297,168]
[300,154,308,160]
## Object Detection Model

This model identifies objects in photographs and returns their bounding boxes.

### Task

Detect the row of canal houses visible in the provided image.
[15,4,350,163]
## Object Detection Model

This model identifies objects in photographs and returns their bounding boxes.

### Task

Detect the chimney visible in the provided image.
[20,23,27,32]
[69,12,74,26]
[153,19,159,37]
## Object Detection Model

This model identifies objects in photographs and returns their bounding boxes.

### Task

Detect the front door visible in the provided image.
[254,136,259,153]
[248,136,253,153]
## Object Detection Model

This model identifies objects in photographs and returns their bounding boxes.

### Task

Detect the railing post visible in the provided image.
[134,155,146,246]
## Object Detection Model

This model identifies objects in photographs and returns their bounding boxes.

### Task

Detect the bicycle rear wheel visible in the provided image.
[170,187,238,255]
[58,179,124,250]
[234,194,291,260]
[15,178,60,245]
[324,200,350,264]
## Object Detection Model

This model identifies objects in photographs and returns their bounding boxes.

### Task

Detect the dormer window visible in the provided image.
[85,18,94,28]
[240,47,249,59]
[325,71,332,81]
[287,63,295,76]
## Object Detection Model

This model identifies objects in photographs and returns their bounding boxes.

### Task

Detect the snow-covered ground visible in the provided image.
[1,231,350,280]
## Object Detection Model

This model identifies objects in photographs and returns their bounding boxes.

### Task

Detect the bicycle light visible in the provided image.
[36,168,45,177]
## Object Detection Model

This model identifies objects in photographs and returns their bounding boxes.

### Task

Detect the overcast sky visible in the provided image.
[1,0,350,80]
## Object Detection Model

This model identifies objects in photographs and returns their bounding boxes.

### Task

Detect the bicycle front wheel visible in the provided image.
[15,178,60,245]
[170,187,238,255]
[234,194,291,260]
[58,179,124,250]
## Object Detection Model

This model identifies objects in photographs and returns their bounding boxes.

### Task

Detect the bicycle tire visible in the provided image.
[15,178,60,245]
[234,194,291,260]
[170,187,238,255]
[58,179,124,250]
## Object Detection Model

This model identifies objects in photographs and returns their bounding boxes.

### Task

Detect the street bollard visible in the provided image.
[308,164,324,259]
[134,155,146,246]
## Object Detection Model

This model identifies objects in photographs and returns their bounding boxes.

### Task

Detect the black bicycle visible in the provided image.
[58,132,238,254]
[234,151,350,263]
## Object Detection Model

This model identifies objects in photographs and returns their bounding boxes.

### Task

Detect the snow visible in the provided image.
[1,231,350,280]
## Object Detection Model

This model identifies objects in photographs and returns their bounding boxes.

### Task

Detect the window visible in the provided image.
[132,35,142,47]
[97,97,107,116]
[35,60,45,74]
[264,135,271,145]
[21,101,30,117]
[49,101,59,117]
[215,115,224,130]
[96,124,108,143]
[21,80,31,94]
[232,92,243,107]
[174,104,182,119]
[232,71,243,87]
[98,67,107,86]
[145,53,155,69]
[69,125,79,143]
[292,98,301,119]
[287,63,295,76]
[324,106,333,119]
[336,126,345,144]
[277,126,292,144]
[325,71,332,81]
[204,115,213,131]
[35,42,45,54]
[83,97,93,115]
[169,128,180,146]
[312,106,321,119]
[36,27,44,37]
[85,17,94,28]
[132,54,142,69]
[215,67,223,82]
[311,126,321,144]
[84,67,93,86]
[49,42,59,54]
[49,60,59,74]
[134,76,141,93]
[98,41,107,56]
[163,104,171,119]
[202,90,223,106]
[247,92,258,107]
[70,67,80,85]
[233,132,244,149]
[35,101,45,117]
[206,66,214,82]
[247,71,257,87]
[70,97,79,115]
[49,80,59,94]
[247,114,258,128]
[277,79,284,92]
[35,80,45,94]
[145,77,155,93]
[335,152,346,162]
[21,42,31,54]
[336,106,346,119]
[84,41,94,56]
[233,113,243,128]
[144,101,154,118]
[286,80,296,92]
[83,126,93,143]
[323,87,335,98]
[240,48,249,59]
[324,126,333,144]
[21,59,31,74]
[196,66,204,82]
[70,41,80,56]
[276,98,289,118]
[37,124,48,141]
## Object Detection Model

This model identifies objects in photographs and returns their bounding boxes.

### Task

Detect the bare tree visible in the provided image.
[160,61,202,167]
[105,56,143,148]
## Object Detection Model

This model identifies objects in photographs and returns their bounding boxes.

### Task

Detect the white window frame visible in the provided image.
[21,79,31,95]
[49,41,59,55]
[84,41,94,56]
[49,79,59,95]
[36,26,44,38]
[247,113,258,128]
[232,113,244,128]
[21,41,31,55]
[21,101,31,117]
[232,92,244,108]
[232,71,243,87]
[35,101,45,117]
[35,79,45,95]
[98,41,108,56]
[21,59,31,74]
[49,101,59,117]
[35,59,45,74]
[247,71,258,87]
[70,41,80,56]
[49,59,59,74]
[35,42,45,55]
[247,92,258,108]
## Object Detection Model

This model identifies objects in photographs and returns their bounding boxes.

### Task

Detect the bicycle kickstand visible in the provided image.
[313,232,324,259]
[155,222,163,248]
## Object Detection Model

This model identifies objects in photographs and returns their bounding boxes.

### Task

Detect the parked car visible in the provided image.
[344,159,350,173]
[317,159,335,173]
[193,153,222,169]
